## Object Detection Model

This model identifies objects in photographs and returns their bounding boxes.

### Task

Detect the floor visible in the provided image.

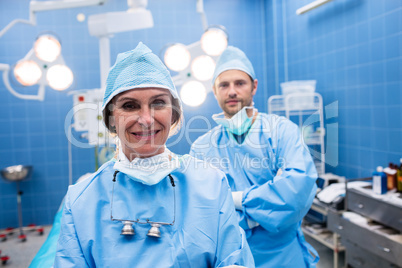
[0,225,343,268]
[0,225,52,268]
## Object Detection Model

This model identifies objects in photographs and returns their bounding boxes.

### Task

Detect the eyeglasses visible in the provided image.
[110,171,176,238]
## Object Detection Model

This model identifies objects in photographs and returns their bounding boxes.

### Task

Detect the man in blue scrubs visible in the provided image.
[190,46,319,267]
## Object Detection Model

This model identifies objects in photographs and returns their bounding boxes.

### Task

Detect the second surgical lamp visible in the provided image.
[164,26,228,107]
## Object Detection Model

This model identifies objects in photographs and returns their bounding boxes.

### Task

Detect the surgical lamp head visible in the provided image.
[7,33,73,101]
[200,25,228,56]
[162,23,228,107]
[14,34,62,87]
[212,46,255,85]
[34,34,61,62]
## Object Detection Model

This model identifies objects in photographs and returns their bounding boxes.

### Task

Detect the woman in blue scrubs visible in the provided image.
[54,42,254,268]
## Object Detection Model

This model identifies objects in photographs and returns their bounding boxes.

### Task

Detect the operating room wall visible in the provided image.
[0,1,267,228]
[268,0,402,179]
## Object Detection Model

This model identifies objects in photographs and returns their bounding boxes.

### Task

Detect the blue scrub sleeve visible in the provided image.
[216,177,255,268]
[241,123,317,233]
[54,191,89,268]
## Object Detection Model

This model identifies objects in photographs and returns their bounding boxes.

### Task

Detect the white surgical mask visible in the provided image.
[114,143,181,185]
[212,106,257,135]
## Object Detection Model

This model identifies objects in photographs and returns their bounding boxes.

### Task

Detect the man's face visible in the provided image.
[213,70,257,118]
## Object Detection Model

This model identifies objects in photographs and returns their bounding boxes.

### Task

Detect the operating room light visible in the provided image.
[164,44,191,72]
[0,32,75,100]
[180,80,207,107]
[201,27,228,56]
[191,55,215,81]
[163,24,228,107]
[13,60,42,86]
[34,35,61,62]
[46,64,74,91]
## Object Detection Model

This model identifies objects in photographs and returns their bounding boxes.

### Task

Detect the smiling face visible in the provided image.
[110,88,174,160]
[213,69,258,118]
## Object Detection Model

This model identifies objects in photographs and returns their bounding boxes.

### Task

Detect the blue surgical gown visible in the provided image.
[54,155,254,268]
[190,113,319,268]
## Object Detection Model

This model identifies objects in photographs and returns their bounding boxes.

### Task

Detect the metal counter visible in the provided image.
[327,181,402,268]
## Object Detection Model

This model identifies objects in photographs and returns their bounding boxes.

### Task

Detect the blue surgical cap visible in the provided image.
[212,46,255,84]
[102,42,179,111]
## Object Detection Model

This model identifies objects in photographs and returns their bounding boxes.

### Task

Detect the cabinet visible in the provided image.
[327,179,402,267]
[268,92,325,175]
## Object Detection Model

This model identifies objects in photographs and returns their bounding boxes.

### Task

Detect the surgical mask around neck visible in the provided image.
[212,106,257,135]
[114,145,181,185]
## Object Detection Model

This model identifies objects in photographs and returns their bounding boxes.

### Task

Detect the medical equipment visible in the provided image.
[327,178,402,267]
[0,165,44,242]
[0,0,108,101]
[71,88,114,146]
[0,250,9,265]
[110,171,176,238]
[0,33,74,101]
[163,1,229,107]
[268,92,327,175]
[87,1,154,89]
[168,41,221,107]
[1,165,31,242]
